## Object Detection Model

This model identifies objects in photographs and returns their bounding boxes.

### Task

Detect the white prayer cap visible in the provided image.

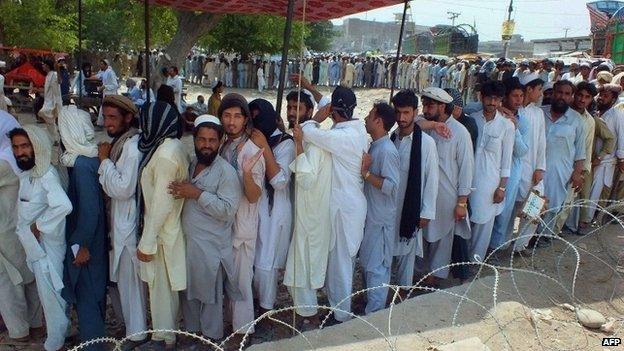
[0,61,7,68]
[519,72,542,86]
[580,62,591,68]
[194,114,221,128]
[421,87,453,104]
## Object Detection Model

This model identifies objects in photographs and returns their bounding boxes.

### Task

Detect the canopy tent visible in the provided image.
[4,61,46,87]
[146,0,404,21]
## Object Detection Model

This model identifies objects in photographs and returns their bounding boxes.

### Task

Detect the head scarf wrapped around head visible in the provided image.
[137,101,181,234]
[331,86,357,119]
[57,105,98,167]
[21,124,52,178]
[0,111,20,174]
[249,99,292,212]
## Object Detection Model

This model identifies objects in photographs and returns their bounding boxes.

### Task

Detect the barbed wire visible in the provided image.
[53,200,624,350]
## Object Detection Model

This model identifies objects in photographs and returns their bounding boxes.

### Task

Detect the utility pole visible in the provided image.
[502,0,514,58]
[447,11,460,26]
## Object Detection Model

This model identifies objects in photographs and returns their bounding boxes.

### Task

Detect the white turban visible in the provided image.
[21,125,52,178]
[57,105,98,167]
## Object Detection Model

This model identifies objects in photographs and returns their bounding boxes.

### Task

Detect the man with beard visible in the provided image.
[469,81,514,262]
[300,86,368,322]
[541,80,586,239]
[0,112,43,344]
[97,96,147,347]
[390,89,439,291]
[248,99,295,320]
[10,126,71,351]
[283,89,332,328]
[589,83,624,223]
[172,115,243,341]
[136,101,190,349]
[418,87,472,286]
[218,93,265,340]
[359,102,400,314]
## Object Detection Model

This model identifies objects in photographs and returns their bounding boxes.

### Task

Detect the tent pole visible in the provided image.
[276,0,296,115]
[77,0,82,101]
[390,0,409,100]
[145,0,151,105]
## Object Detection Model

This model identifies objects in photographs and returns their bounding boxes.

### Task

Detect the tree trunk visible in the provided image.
[160,11,221,70]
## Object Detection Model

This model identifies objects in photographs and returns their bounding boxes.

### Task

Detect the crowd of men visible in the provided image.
[0,51,624,351]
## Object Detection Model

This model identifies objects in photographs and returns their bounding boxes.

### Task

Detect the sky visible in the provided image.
[332,0,593,42]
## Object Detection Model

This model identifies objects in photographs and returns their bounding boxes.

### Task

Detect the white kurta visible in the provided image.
[166,75,183,113]
[254,131,295,310]
[96,67,119,96]
[424,117,474,241]
[469,110,515,224]
[301,118,368,321]
[16,166,71,351]
[98,134,146,340]
[391,129,439,258]
[39,72,62,123]
[517,104,547,199]
[0,74,7,111]
[302,119,368,257]
[221,137,265,334]
[283,126,332,290]
[592,106,624,191]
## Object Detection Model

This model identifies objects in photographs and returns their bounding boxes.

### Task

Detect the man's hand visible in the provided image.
[313,104,332,123]
[454,205,467,222]
[30,223,41,242]
[619,160,624,173]
[419,218,430,228]
[73,247,91,267]
[250,128,269,150]
[532,170,544,186]
[98,142,112,162]
[433,122,451,139]
[493,188,505,204]
[361,152,372,177]
[243,148,264,174]
[571,171,584,192]
[289,73,312,90]
[168,181,202,200]
[592,157,601,168]
[137,249,155,263]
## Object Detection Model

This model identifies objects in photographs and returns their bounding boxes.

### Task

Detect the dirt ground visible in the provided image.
[2,84,623,350]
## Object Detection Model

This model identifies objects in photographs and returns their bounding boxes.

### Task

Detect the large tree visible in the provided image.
[305,20,336,52]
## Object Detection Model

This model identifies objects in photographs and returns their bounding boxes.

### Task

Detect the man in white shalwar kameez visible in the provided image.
[389,89,439,289]
[541,81,586,239]
[420,87,473,283]
[0,112,43,343]
[283,90,332,325]
[301,86,368,322]
[166,66,184,113]
[359,102,400,314]
[248,99,295,315]
[469,81,514,262]
[174,115,243,341]
[589,84,624,222]
[97,96,147,346]
[10,125,71,351]
[218,94,266,337]
[91,59,119,126]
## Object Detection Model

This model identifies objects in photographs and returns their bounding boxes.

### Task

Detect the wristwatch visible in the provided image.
[363,171,371,180]
[457,202,467,208]
[498,186,506,191]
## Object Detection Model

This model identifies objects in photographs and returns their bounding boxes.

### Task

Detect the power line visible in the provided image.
[447,11,460,26]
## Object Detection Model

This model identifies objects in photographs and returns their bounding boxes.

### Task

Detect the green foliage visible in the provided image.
[0,1,335,56]
[0,0,78,51]
[198,14,308,56]
[305,20,336,52]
